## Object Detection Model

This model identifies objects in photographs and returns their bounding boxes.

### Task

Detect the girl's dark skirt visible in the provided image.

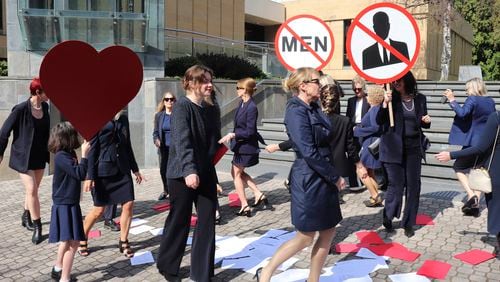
[48,204,85,243]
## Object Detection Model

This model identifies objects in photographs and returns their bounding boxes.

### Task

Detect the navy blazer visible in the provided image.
[153,111,171,148]
[0,99,50,173]
[52,150,88,205]
[346,96,370,124]
[232,98,260,154]
[448,95,495,147]
[87,114,139,179]
[328,113,360,176]
[376,93,430,164]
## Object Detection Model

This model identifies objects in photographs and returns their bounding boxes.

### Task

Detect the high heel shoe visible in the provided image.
[253,267,263,281]
[462,195,478,214]
[118,239,134,258]
[252,194,269,208]
[32,218,42,245]
[22,210,34,231]
[236,206,252,217]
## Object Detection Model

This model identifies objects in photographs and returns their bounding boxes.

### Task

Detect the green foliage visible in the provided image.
[0,60,7,76]
[164,53,267,80]
[454,0,500,80]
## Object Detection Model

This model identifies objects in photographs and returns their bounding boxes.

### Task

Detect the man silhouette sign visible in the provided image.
[362,11,409,70]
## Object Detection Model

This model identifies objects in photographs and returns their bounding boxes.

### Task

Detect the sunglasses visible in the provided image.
[304,78,320,85]
[353,88,363,92]
[236,86,245,90]
[163,98,175,102]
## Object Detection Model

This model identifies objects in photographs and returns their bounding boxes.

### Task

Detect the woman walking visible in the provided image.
[219,78,269,217]
[153,92,176,201]
[157,65,219,282]
[0,77,50,244]
[376,71,431,237]
[80,111,144,257]
[256,68,345,282]
[443,78,495,216]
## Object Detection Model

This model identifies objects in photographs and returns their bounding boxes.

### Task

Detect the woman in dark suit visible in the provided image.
[153,91,176,201]
[0,77,49,244]
[80,111,144,257]
[257,68,345,282]
[219,78,268,216]
[354,86,385,207]
[443,78,495,216]
[157,65,219,282]
[436,111,500,258]
[376,71,431,237]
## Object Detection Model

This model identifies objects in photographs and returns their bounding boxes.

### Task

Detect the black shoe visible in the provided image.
[51,267,61,280]
[404,226,415,238]
[383,213,393,232]
[252,194,270,209]
[32,218,42,245]
[160,271,181,282]
[236,206,252,217]
[462,195,478,214]
[215,215,221,225]
[103,220,120,232]
[22,210,35,231]
[158,192,168,201]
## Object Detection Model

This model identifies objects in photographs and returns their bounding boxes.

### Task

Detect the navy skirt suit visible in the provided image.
[285,97,342,232]
[451,112,500,235]
[376,93,430,228]
[231,98,260,167]
[448,95,495,172]
[354,105,382,169]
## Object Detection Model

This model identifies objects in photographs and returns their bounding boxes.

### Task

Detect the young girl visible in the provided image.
[47,122,90,282]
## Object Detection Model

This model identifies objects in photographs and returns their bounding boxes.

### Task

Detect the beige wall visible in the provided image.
[283,0,473,81]
[165,0,244,40]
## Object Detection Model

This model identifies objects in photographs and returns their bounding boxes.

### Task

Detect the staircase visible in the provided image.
[256,81,500,182]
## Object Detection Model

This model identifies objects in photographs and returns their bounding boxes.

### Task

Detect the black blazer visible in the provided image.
[153,111,167,147]
[0,99,50,172]
[167,96,216,180]
[87,114,139,179]
[346,96,370,124]
[376,93,430,164]
[362,39,409,70]
[328,113,360,176]
[232,98,260,154]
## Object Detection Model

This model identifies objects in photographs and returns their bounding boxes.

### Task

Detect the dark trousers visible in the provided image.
[157,177,217,282]
[382,148,422,228]
[104,204,117,221]
[159,146,170,194]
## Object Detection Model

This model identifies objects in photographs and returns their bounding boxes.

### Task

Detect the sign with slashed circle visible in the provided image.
[274,14,335,71]
[346,2,420,83]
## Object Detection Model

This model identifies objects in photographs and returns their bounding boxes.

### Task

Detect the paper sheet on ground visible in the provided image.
[389,272,430,282]
[130,251,155,265]
[270,268,309,282]
[149,227,164,236]
[130,218,148,227]
[129,224,155,235]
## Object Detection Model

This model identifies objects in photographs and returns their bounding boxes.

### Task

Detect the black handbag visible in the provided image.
[367,137,381,158]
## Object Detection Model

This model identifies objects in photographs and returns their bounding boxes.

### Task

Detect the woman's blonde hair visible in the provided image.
[155,92,176,113]
[465,77,487,96]
[351,74,366,91]
[237,77,257,96]
[366,86,385,105]
[282,67,319,94]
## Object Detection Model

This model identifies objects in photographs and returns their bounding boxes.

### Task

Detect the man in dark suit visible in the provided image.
[362,11,409,70]
[345,76,370,190]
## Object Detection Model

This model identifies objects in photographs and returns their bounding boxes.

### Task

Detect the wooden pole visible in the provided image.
[386,83,394,127]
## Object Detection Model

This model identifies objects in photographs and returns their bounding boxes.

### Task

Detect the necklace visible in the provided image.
[402,99,414,111]
[31,104,42,110]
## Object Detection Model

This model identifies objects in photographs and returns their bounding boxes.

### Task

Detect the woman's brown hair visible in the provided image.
[48,122,81,153]
[182,65,214,91]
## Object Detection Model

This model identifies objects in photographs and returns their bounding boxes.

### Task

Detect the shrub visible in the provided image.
[165,53,267,80]
[0,60,7,76]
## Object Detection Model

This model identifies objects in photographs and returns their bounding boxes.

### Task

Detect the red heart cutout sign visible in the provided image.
[40,41,143,140]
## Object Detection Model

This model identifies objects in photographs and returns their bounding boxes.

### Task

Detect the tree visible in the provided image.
[454,0,499,80]
[396,0,456,81]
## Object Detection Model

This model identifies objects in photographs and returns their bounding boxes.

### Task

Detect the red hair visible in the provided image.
[29,77,43,96]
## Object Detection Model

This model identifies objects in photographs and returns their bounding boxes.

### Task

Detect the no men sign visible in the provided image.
[274,15,334,71]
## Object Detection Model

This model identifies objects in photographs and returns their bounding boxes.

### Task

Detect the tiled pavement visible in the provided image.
[0,167,499,282]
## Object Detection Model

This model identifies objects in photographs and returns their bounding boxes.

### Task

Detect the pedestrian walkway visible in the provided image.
[0,165,498,281]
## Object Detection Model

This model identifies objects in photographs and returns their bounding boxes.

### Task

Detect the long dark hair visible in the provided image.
[394,71,418,96]
[48,122,81,153]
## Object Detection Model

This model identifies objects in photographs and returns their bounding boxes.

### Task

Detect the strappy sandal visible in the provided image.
[78,242,90,257]
[363,194,383,207]
[118,240,134,258]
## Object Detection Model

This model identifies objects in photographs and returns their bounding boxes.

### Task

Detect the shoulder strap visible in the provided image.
[486,112,500,171]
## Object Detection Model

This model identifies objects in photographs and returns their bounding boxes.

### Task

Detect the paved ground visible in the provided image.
[0,157,499,282]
